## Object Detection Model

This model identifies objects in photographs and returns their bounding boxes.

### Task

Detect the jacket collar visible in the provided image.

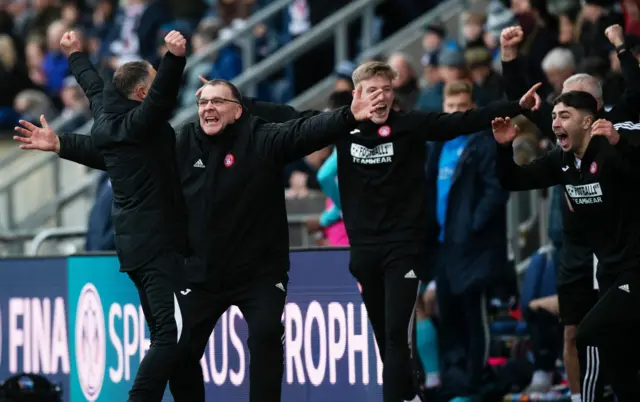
[102,82,141,115]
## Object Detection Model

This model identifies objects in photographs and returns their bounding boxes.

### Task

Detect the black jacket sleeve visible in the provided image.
[58,133,106,171]
[501,58,554,141]
[407,100,524,141]
[611,135,640,178]
[608,49,640,120]
[125,52,186,136]
[242,98,320,122]
[254,106,356,163]
[68,52,105,118]
[496,142,561,190]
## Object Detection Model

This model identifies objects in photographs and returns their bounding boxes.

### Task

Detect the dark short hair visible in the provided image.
[200,79,242,103]
[327,90,353,109]
[553,91,598,116]
[112,61,152,96]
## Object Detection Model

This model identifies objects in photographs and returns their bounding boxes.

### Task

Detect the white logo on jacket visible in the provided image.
[350,143,393,164]
[565,183,603,205]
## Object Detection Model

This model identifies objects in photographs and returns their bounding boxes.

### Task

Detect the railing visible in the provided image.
[171,0,383,127]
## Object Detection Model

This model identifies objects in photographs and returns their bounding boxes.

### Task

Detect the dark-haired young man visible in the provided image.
[492,91,640,401]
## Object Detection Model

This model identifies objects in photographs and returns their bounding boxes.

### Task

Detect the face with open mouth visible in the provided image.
[551,102,589,153]
[197,84,243,136]
[356,75,394,124]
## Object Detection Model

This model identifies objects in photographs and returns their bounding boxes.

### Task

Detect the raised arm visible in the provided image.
[61,31,105,118]
[243,97,320,122]
[500,27,554,138]
[254,87,381,163]
[604,25,640,118]
[126,31,187,134]
[13,116,106,170]
[493,117,562,190]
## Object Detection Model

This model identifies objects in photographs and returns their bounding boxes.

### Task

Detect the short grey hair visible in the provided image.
[541,47,575,72]
[563,73,603,102]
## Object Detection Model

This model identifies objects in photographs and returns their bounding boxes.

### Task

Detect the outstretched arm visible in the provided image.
[410,83,541,141]
[61,31,105,118]
[243,97,320,122]
[13,115,106,170]
[254,87,381,163]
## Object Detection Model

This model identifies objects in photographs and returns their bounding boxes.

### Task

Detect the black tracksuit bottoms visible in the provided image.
[126,250,195,402]
[168,272,288,402]
[349,241,423,402]
[575,270,640,402]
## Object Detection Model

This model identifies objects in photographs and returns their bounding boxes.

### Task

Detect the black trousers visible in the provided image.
[576,271,640,402]
[127,251,195,402]
[349,241,422,402]
[436,273,489,400]
[168,273,288,402]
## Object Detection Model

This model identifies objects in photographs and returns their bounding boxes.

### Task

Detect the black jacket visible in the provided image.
[497,135,640,283]
[58,101,353,288]
[89,52,189,271]
[335,101,524,245]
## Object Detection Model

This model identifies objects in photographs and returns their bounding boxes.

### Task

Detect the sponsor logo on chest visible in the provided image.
[565,182,603,205]
[350,143,394,164]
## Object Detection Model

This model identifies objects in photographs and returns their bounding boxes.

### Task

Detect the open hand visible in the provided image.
[591,119,620,145]
[492,117,520,145]
[165,30,187,57]
[519,82,542,111]
[350,86,384,121]
[60,31,82,57]
[14,115,61,153]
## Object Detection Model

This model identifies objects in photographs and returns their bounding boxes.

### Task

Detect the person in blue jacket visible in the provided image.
[425,80,509,402]
[85,171,115,251]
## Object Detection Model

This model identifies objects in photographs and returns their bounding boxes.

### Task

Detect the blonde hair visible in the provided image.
[351,61,397,87]
[444,80,474,98]
[0,35,16,70]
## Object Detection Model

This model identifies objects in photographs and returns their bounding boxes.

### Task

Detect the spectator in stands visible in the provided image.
[557,8,583,61]
[425,80,509,402]
[579,0,624,60]
[215,0,255,26]
[387,52,420,111]
[484,0,518,71]
[462,12,486,48]
[334,60,355,92]
[43,20,69,97]
[103,0,172,70]
[25,34,47,89]
[85,171,115,252]
[58,76,90,131]
[422,22,446,54]
[13,89,56,123]
[13,0,61,38]
[541,47,576,102]
[0,33,30,129]
[180,18,223,107]
[420,51,440,87]
[415,280,440,394]
[465,46,504,103]
[417,48,488,111]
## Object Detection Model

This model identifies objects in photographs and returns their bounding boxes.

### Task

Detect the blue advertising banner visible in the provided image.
[66,250,383,402]
[0,258,70,401]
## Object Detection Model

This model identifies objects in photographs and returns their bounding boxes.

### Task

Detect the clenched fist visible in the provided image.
[165,30,187,57]
[501,26,524,48]
[605,24,624,48]
[60,31,82,57]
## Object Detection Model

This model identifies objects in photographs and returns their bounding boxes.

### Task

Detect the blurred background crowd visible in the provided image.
[1,0,640,399]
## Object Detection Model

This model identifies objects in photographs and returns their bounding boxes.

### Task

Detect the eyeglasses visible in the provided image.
[197,97,241,107]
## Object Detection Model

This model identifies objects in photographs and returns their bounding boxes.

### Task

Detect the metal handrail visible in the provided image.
[28,226,87,256]
[171,0,383,127]
[186,0,293,71]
